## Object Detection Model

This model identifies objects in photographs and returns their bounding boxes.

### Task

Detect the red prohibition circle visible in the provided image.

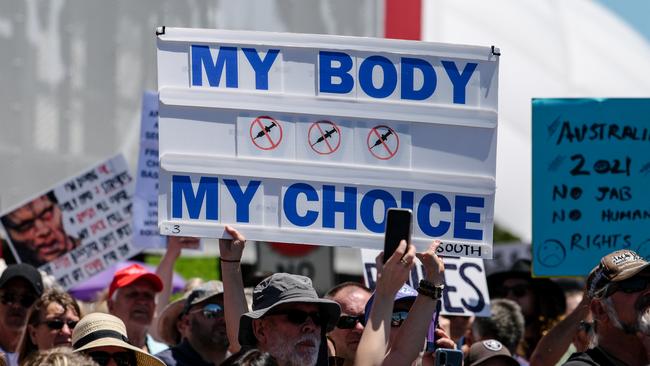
[308,120,341,155]
[249,116,283,150]
[367,125,399,160]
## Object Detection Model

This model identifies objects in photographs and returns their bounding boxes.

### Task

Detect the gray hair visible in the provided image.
[473,298,525,354]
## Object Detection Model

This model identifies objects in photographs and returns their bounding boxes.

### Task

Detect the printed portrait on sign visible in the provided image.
[0,191,80,267]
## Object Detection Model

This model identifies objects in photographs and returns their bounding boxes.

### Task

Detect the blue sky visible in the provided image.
[596,0,650,42]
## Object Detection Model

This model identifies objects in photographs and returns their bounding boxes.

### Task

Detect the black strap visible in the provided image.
[73,329,130,349]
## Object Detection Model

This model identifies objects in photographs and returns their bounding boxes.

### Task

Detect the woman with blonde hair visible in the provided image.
[18,289,81,363]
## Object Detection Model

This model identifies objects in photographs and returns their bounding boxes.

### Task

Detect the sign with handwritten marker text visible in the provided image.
[532,99,650,276]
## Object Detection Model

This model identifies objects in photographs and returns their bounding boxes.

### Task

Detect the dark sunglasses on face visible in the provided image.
[605,277,650,297]
[391,311,409,327]
[198,303,224,319]
[336,314,365,329]
[269,309,325,327]
[87,351,135,366]
[41,319,78,330]
[493,284,530,298]
[0,292,37,308]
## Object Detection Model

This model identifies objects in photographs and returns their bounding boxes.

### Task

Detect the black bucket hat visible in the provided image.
[487,259,566,318]
[238,273,340,346]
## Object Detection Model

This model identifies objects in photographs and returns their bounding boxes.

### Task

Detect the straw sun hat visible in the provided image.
[72,312,164,366]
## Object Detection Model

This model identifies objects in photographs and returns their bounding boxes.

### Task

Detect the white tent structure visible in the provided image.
[422,0,650,241]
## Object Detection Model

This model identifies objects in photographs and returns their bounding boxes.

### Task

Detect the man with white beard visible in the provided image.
[237,273,341,366]
[563,249,650,366]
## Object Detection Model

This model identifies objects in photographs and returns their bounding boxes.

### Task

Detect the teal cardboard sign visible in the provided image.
[532,99,650,276]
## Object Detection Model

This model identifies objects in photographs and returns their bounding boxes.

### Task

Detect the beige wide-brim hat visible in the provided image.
[157,296,187,346]
[72,312,165,366]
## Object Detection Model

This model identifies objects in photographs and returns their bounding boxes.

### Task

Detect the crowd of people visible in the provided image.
[0,224,648,365]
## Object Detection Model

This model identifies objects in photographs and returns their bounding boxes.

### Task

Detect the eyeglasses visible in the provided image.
[391,311,409,327]
[268,309,325,327]
[336,315,365,329]
[605,277,650,297]
[195,303,224,319]
[87,351,136,366]
[0,292,37,308]
[492,284,530,298]
[41,319,78,330]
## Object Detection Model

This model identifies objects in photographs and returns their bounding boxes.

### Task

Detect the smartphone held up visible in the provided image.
[383,208,413,263]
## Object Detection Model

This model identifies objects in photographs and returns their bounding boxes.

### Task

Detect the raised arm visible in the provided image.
[219,225,248,354]
[529,292,590,366]
[382,240,446,365]
[151,236,200,341]
[355,240,415,366]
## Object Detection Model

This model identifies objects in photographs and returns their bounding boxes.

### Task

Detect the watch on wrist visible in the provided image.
[417,279,444,299]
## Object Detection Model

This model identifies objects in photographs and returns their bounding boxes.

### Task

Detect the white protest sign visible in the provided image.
[156,28,499,258]
[133,90,166,249]
[361,249,491,317]
[0,155,138,289]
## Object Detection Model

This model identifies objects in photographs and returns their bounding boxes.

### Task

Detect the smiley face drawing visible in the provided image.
[636,238,650,261]
[537,239,566,268]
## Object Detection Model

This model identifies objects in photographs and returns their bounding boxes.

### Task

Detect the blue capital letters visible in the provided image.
[191,45,238,87]
[417,193,451,236]
[224,179,261,222]
[319,51,354,94]
[172,175,218,220]
[242,48,280,90]
[359,56,397,98]
[454,195,484,240]
[284,183,319,227]
[401,58,436,100]
[360,189,397,233]
[322,185,357,229]
[441,61,477,104]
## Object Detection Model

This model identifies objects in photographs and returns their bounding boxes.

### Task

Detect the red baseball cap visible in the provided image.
[108,264,163,299]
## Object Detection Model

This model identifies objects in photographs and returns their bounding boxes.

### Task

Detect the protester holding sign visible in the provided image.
[355,239,454,366]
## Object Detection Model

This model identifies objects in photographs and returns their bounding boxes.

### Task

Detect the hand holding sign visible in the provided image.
[219,225,246,262]
[416,240,445,286]
[166,236,200,258]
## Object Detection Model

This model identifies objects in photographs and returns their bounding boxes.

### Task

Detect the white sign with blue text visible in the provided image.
[156,28,499,258]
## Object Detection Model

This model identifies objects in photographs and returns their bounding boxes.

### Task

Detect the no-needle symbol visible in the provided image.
[309,120,341,155]
[367,125,399,160]
[250,116,283,150]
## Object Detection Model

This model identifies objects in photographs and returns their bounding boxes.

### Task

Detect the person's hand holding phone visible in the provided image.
[375,239,415,298]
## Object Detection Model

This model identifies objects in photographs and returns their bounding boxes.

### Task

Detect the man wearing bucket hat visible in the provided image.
[563,249,650,366]
[0,263,43,366]
[72,312,165,366]
[238,273,341,366]
[155,281,228,366]
[107,264,164,353]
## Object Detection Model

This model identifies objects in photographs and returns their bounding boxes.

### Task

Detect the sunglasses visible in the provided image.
[0,292,37,308]
[87,351,136,366]
[188,303,224,319]
[336,315,365,329]
[391,311,409,327]
[41,319,78,330]
[605,277,650,297]
[492,284,530,299]
[268,309,325,327]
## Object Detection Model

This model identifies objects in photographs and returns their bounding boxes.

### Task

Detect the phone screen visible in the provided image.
[383,208,412,263]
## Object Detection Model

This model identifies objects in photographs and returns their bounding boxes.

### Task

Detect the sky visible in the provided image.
[596,0,650,42]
